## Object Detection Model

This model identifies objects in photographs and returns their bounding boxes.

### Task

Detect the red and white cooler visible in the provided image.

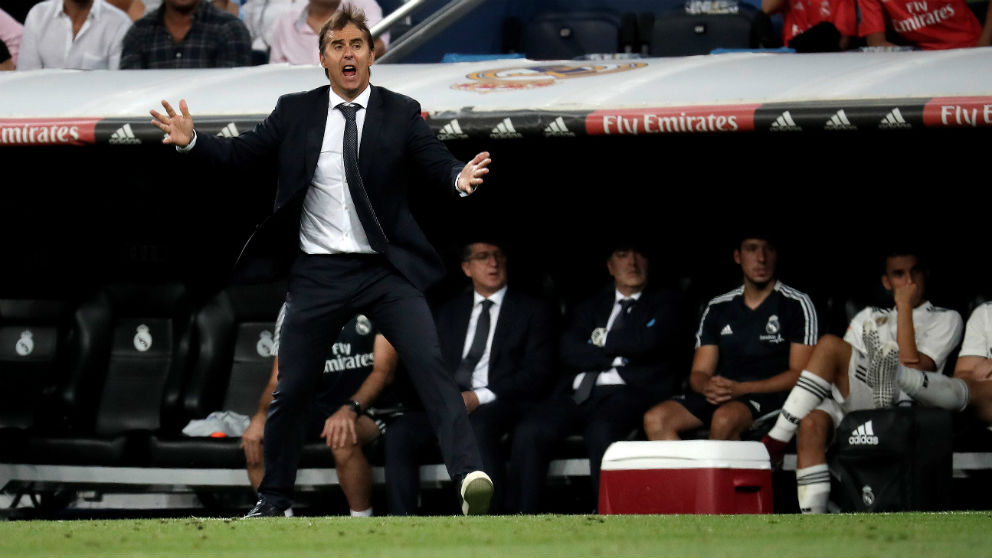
[598,440,773,515]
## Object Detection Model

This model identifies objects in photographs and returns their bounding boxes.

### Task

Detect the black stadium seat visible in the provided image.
[0,299,74,461]
[147,282,284,468]
[23,283,193,465]
[521,11,623,60]
[649,4,775,56]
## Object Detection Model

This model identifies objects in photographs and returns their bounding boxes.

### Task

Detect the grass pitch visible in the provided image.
[1,512,990,557]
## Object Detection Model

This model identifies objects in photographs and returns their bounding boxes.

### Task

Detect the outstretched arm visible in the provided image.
[150,99,195,147]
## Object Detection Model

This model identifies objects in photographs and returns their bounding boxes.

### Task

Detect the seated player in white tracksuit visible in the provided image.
[898,301,992,425]
[762,249,963,513]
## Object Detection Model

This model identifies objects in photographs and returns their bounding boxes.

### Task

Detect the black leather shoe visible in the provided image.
[243,498,287,518]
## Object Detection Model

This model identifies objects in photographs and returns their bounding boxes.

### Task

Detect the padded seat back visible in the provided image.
[522,11,622,59]
[182,282,284,422]
[650,5,772,56]
[72,283,192,438]
[0,299,71,429]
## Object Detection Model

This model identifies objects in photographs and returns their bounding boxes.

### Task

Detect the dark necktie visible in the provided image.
[336,103,387,252]
[454,299,494,390]
[573,298,635,405]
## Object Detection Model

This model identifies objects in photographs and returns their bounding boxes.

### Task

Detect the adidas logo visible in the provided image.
[437,119,469,141]
[217,122,240,137]
[109,123,141,145]
[770,110,801,131]
[543,117,575,137]
[848,420,879,445]
[879,108,911,130]
[720,325,733,336]
[490,118,523,139]
[825,109,857,131]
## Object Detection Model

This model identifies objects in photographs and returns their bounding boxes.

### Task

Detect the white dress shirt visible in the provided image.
[17,0,131,70]
[298,85,376,255]
[461,286,507,405]
[572,289,642,390]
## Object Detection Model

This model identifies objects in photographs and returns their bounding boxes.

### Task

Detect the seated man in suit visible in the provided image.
[505,241,686,513]
[643,233,818,441]
[242,303,399,516]
[896,300,992,424]
[762,248,963,513]
[384,241,555,514]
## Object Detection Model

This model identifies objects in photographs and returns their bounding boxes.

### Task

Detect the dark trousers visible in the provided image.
[385,400,524,515]
[505,384,651,514]
[258,254,482,508]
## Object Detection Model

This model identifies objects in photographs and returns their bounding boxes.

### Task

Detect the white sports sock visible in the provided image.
[349,507,373,517]
[897,366,969,412]
[283,507,294,517]
[768,370,832,442]
[796,464,831,514]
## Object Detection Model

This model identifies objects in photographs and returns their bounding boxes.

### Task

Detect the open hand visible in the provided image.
[321,406,359,449]
[150,99,194,147]
[456,151,491,194]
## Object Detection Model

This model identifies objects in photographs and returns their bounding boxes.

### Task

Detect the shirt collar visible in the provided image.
[615,289,642,304]
[56,0,103,20]
[474,286,507,308]
[330,84,372,112]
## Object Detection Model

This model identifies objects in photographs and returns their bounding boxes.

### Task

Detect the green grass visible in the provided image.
[1,513,990,557]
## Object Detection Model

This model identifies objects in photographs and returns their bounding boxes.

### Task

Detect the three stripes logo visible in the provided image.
[543,117,575,137]
[879,108,911,130]
[490,118,522,139]
[437,119,469,141]
[848,420,879,446]
[217,123,240,137]
[720,325,733,336]
[109,123,141,145]
[825,109,857,130]
[770,111,801,131]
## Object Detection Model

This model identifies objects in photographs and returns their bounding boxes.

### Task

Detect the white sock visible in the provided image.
[796,464,831,514]
[768,370,832,442]
[897,366,969,412]
[349,507,373,517]
[283,507,294,517]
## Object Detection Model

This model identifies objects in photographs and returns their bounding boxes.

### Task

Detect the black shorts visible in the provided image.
[304,405,403,440]
[674,390,788,426]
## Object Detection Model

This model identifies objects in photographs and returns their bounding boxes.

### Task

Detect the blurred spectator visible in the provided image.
[119,0,251,68]
[859,0,992,49]
[106,0,145,20]
[0,7,21,67]
[505,242,685,513]
[762,0,857,51]
[242,305,400,517]
[384,241,554,515]
[268,0,387,63]
[643,234,817,441]
[18,0,131,69]
[897,301,992,424]
[762,249,963,513]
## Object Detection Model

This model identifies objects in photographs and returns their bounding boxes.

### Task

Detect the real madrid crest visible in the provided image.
[133,324,152,352]
[15,330,34,356]
[590,327,607,347]
[765,315,780,335]
[355,314,372,336]
[256,330,274,357]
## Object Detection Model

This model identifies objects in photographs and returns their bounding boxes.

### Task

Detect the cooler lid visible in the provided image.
[601,440,771,471]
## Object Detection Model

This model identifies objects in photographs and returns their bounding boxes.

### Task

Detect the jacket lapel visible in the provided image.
[304,86,329,186]
[359,85,383,181]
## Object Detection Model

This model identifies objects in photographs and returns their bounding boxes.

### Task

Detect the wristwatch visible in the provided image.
[345,400,362,415]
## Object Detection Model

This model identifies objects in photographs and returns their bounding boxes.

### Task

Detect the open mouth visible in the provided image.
[343,65,357,77]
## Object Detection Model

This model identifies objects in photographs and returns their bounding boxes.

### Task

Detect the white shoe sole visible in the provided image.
[460,471,493,515]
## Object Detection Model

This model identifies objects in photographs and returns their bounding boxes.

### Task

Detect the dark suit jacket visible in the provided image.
[191,84,463,291]
[436,288,555,402]
[559,286,685,399]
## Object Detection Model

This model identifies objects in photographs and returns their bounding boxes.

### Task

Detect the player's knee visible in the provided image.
[332,444,359,464]
[710,406,747,440]
[643,405,667,437]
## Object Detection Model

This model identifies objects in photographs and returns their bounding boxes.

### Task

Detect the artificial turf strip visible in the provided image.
[1,512,991,557]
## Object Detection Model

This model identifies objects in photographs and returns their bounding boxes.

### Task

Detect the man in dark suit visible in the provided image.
[150,5,494,516]
[505,242,686,513]
[385,241,554,514]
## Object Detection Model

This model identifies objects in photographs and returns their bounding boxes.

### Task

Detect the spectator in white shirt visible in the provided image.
[18,0,131,69]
